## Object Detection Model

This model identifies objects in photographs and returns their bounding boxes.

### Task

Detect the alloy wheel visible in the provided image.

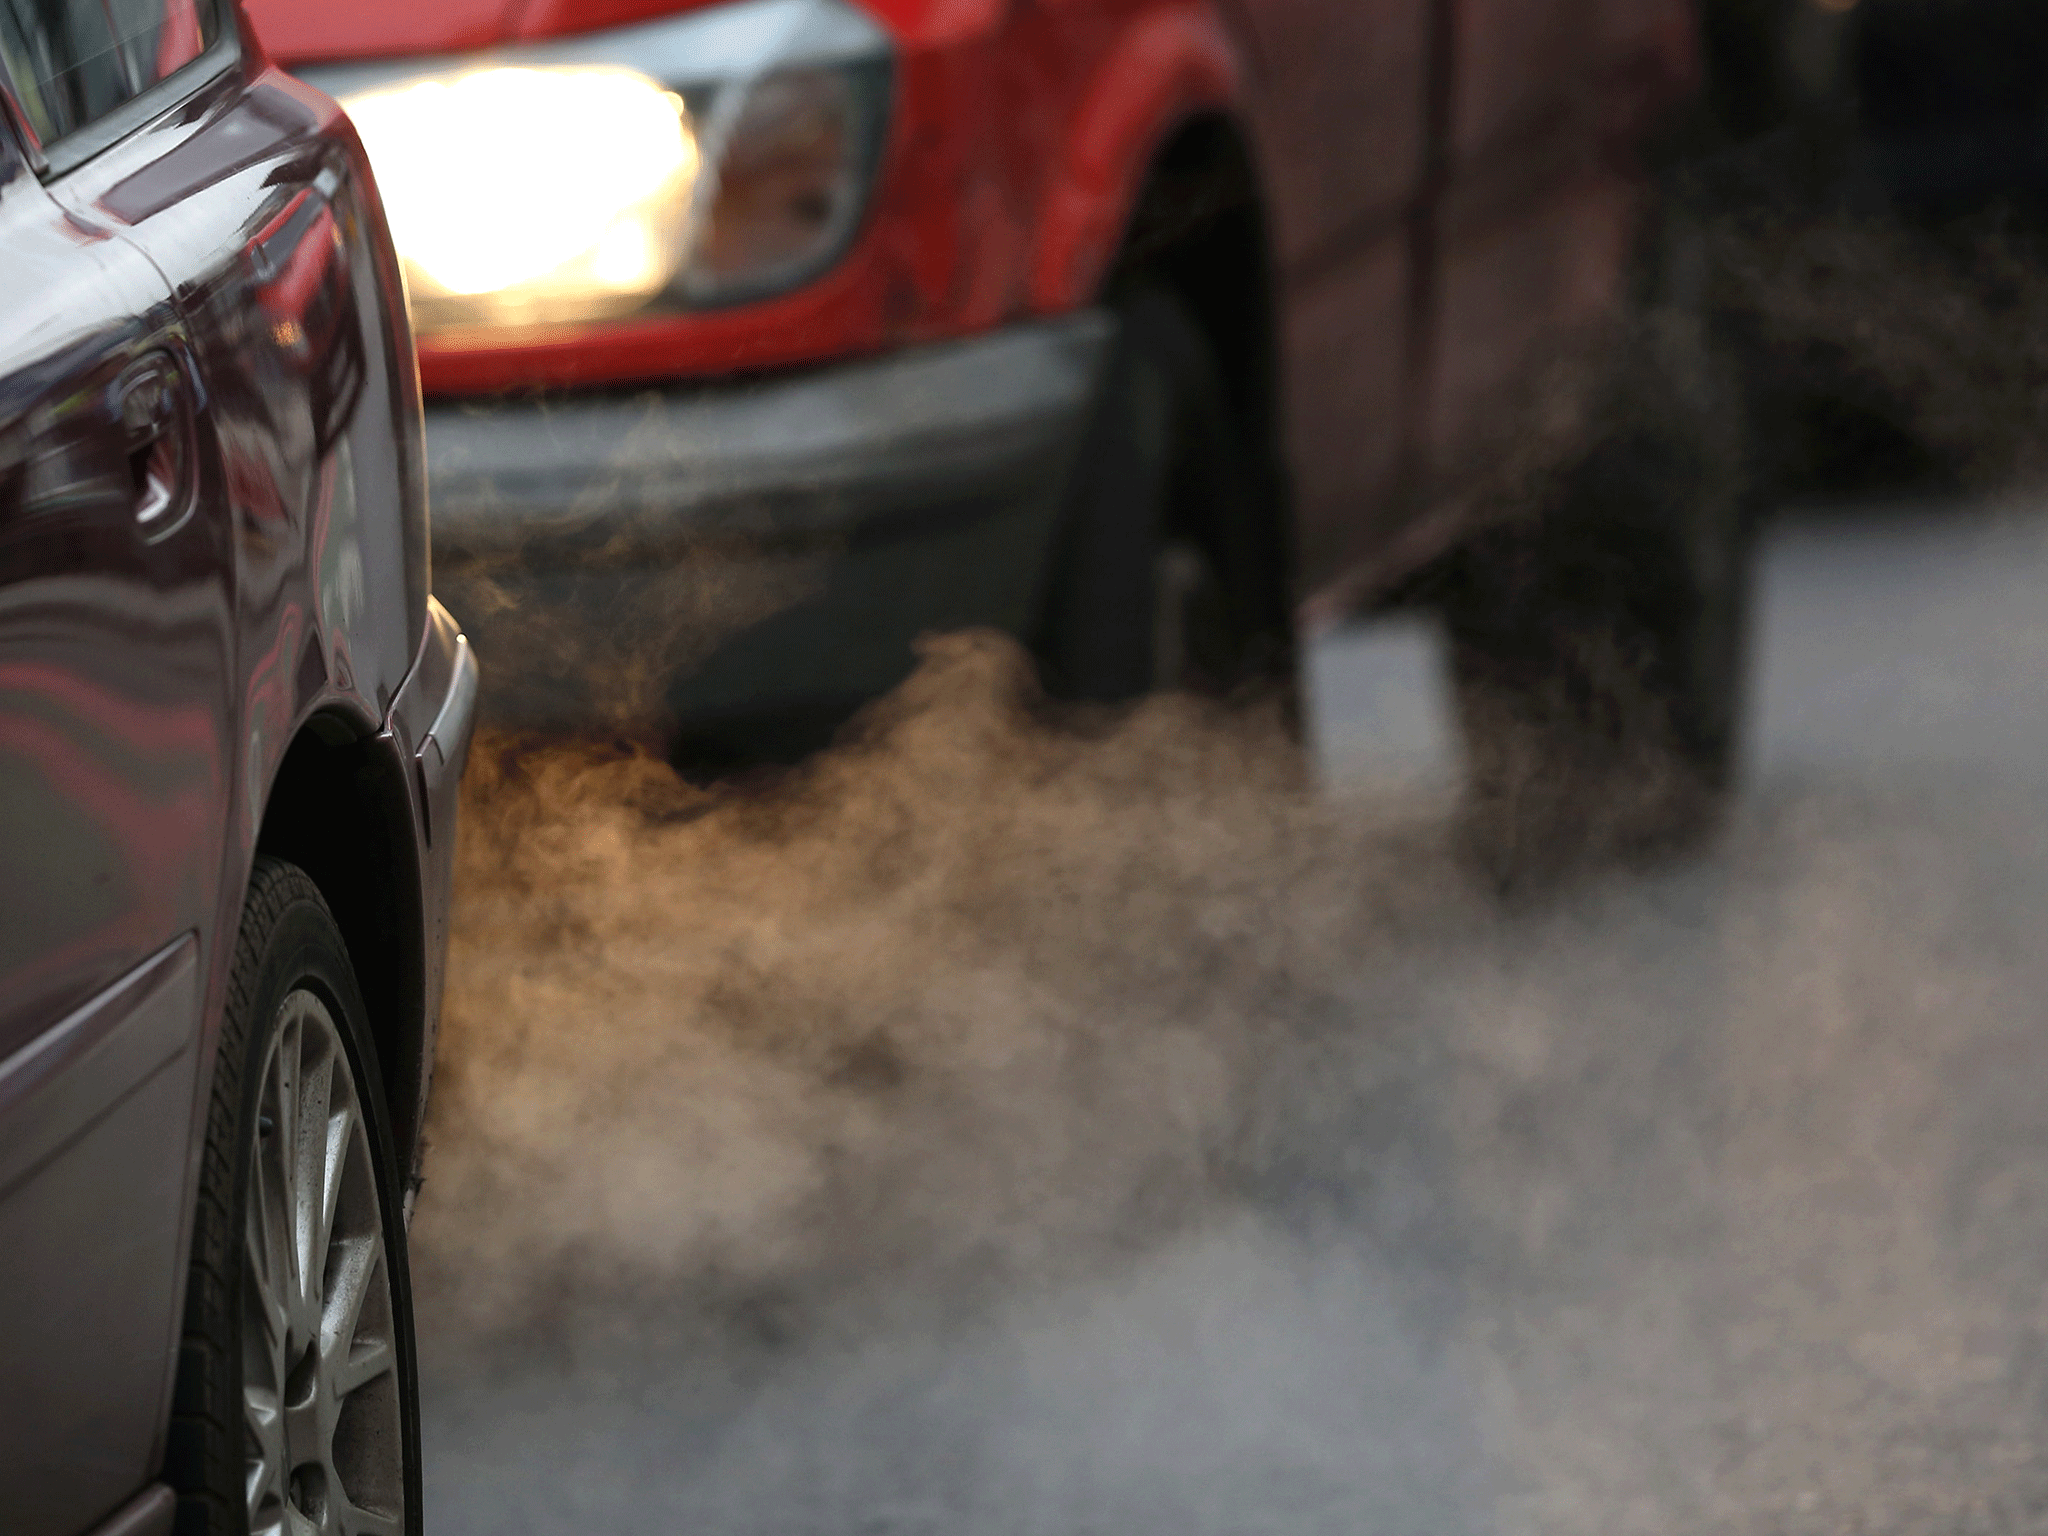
[241,989,404,1536]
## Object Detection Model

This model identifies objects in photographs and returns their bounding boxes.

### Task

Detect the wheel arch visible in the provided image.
[253,712,430,1179]
[1029,6,1243,313]
[1107,113,1281,466]
[1106,108,1296,640]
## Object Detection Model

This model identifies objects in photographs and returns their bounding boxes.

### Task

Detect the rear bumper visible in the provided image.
[426,312,1112,732]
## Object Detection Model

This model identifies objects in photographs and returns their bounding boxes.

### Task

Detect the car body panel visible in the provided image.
[77,1486,173,1536]
[0,941,199,1536]
[43,24,454,1148]
[1225,0,1430,271]
[0,95,224,1536]
[1236,0,1430,590]
[53,60,432,728]
[0,3,472,1531]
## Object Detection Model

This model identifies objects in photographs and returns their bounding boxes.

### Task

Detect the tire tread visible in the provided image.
[163,857,341,1536]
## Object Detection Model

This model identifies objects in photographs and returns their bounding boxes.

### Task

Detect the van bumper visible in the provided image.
[425,312,1113,740]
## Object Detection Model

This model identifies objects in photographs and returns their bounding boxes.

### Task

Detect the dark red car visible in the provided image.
[0,4,475,1535]
[245,0,1745,849]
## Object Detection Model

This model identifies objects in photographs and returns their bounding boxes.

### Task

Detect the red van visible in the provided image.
[247,0,1739,852]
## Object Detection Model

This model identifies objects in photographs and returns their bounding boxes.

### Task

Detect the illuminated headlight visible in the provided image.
[304,0,892,336]
[346,68,697,327]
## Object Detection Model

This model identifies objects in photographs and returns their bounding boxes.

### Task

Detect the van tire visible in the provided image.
[1033,287,1293,702]
[1437,309,1758,888]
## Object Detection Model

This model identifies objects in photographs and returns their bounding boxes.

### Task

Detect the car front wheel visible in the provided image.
[165,856,421,1536]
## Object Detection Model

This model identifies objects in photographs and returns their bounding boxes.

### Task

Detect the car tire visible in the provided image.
[1436,300,1760,889]
[1033,286,1293,702]
[164,856,422,1536]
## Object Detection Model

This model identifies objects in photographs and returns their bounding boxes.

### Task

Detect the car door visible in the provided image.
[0,8,236,1535]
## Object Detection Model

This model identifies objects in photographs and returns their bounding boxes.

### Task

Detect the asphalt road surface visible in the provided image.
[413,496,2048,1535]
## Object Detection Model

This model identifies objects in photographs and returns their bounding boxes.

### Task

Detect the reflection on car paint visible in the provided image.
[0,15,476,1529]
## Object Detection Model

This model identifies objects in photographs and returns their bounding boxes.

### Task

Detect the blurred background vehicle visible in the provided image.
[0,3,476,1533]
[242,0,1749,856]
[1677,0,2048,506]
[1679,0,2048,204]
[1856,0,2048,218]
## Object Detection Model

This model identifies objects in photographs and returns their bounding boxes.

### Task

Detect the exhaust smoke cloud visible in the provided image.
[417,518,2048,1533]
[408,204,2048,1533]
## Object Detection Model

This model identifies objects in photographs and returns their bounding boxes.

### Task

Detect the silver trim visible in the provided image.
[423,633,479,769]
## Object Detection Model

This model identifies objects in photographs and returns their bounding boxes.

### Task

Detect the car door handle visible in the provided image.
[116,352,194,533]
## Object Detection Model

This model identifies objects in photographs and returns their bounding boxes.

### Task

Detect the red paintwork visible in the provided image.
[249,188,337,324]
[244,0,1264,393]
[156,0,206,75]
[245,0,513,63]
[243,0,1696,599]
[1028,6,1241,310]
[253,0,1006,56]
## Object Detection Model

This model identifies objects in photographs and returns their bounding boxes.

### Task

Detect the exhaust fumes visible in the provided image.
[410,143,2048,1536]
[414,557,2048,1533]
[417,635,1396,1337]
[414,637,1497,1533]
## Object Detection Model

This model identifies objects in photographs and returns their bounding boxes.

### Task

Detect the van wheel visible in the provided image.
[1437,311,1758,888]
[1033,286,1292,702]
[163,857,421,1536]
